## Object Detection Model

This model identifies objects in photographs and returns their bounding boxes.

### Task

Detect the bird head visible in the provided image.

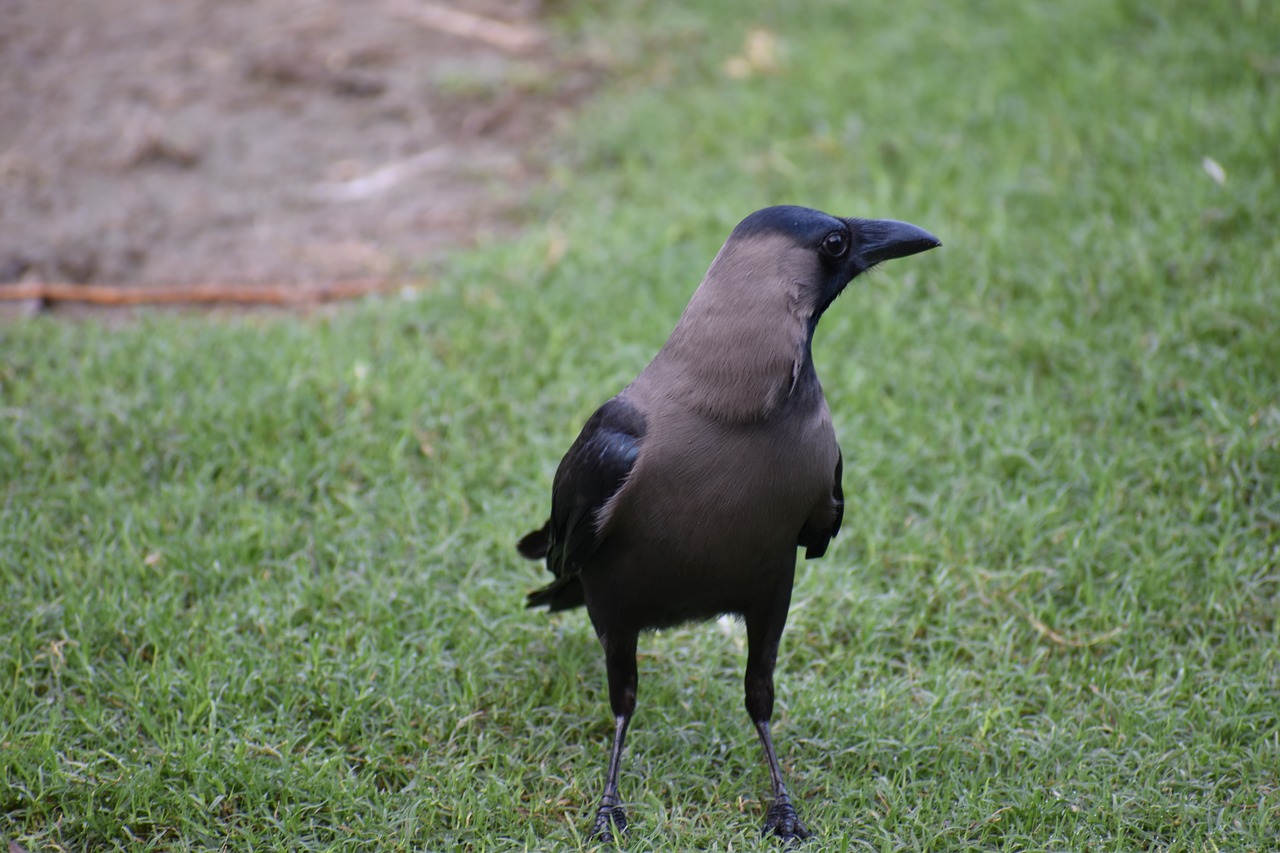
[723,205,941,320]
[652,205,940,421]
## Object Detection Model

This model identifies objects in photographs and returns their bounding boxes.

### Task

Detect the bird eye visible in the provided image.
[821,231,848,258]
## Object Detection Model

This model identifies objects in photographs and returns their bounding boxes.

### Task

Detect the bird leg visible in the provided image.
[745,586,811,842]
[590,713,631,841]
[754,719,810,841]
[590,632,638,842]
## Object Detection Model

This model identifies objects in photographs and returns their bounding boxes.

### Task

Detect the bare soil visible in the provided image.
[0,0,594,294]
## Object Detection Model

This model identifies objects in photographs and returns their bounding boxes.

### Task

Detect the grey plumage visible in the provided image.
[519,205,940,842]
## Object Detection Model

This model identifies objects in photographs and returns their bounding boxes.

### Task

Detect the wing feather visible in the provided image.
[520,396,646,610]
[799,448,844,559]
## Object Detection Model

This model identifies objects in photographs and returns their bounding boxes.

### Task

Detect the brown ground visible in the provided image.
[0,0,595,297]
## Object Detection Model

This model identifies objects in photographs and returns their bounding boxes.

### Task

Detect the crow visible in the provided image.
[519,205,940,841]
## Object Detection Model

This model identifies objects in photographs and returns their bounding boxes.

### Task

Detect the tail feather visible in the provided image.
[517,521,551,560]
[526,575,586,612]
[519,520,586,611]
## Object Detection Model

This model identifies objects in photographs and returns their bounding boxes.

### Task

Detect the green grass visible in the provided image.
[3,0,1279,849]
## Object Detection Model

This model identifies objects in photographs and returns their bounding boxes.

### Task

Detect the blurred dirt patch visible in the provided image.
[0,0,595,297]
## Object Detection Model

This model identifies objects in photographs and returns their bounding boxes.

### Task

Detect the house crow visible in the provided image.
[518,205,940,842]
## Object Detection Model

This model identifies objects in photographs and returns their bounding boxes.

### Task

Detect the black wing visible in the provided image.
[519,396,647,610]
[799,448,844,560]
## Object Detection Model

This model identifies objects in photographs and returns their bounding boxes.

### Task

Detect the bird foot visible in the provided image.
[589,799,628,843]
[762,800,811,843]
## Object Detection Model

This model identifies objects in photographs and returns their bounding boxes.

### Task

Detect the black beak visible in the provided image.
[850,218,941,269]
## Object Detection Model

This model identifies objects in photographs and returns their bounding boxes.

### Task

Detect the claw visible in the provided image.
[762,800,811,843]
[589,801,628,843]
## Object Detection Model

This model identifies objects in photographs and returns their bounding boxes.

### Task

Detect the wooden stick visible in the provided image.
[394,2,544,53]
[0,278,408,306]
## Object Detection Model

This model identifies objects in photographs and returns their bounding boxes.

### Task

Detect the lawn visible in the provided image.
[3,0,1279,849]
